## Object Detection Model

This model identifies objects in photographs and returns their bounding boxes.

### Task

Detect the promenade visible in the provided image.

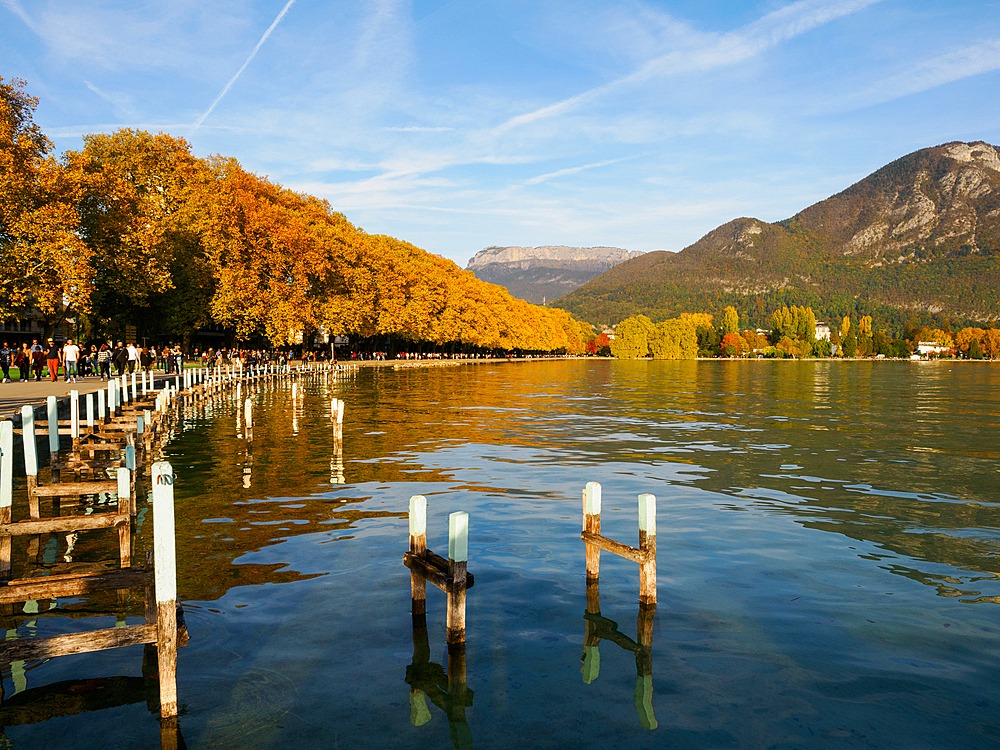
[0,374,173,422]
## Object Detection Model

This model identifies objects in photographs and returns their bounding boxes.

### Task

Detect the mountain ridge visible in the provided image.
[553,141,1000,328]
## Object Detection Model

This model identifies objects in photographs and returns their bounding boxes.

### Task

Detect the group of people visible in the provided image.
[0,339,185,383]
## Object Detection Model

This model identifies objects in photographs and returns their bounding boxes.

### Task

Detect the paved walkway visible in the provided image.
[0,373,174,422]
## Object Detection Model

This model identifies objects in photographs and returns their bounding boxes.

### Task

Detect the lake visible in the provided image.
[7,360,1000,748]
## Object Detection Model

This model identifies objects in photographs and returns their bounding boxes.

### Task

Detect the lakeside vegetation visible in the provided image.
[604,305,1000,360]
[1,77,591,354]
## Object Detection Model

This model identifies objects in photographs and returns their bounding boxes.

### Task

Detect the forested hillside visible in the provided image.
[555,142,1000,331]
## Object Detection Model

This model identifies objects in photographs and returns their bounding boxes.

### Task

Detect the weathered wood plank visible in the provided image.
[0,567,151,603]
[0,512,129,537]
[581,531,648,563]
[32,480,118,497]
[0,624,156,662]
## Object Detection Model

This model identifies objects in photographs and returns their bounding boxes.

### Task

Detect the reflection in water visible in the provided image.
[405,615,473,750]
[6,361,1000,748]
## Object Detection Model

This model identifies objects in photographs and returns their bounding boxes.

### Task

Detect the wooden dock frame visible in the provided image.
[0,456,186,722]
[402,497,473,644]
[580,481,657,730]
[402,496,474,749]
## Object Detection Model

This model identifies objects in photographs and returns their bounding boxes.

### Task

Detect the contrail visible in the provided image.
[193,0,296,129]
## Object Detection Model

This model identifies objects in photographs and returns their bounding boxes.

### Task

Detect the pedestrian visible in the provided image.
[140,346,153,373]
[0,342,12,382]
[97,343,112,380]
[16,344,30,381]
[62,338,80,382]
[127,341,139,374]
[44,338,60,382]
[113,342,127,376]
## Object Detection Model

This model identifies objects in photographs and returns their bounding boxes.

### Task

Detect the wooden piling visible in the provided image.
[86,393,95,430]
[409,496,427,615]
[638,494,656,607]
[244,398,253,442]
[0,421,12,579]
[152,461,179,718]
[584,481,601,580]
[447,511,468,645]
[47,396,60,482]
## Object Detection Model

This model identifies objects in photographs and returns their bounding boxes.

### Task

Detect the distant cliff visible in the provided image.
[466,245,642,304]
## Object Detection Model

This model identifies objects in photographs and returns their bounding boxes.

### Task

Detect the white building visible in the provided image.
[814,322,831,341]
[916,341,950,356]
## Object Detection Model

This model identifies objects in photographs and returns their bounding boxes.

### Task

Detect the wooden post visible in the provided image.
[337,400,345,427]
[409,495,427,615]
[121,375,129,406]
[0,421,13,579]
[152,461,179,718]
[108,380,116,417]
[447,511,468,645]
[97,388,106,422]
[244,398,253,443]
[638,494,656,606]
[584,482,601,580]
[117,467,132,567]
[47,396,60,482]
[86,393,95,431]
[142,370,148,394]
[22,406,38,519]
[131,372,137,402]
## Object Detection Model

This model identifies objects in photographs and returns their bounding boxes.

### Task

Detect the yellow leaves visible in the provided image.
[4,78,592,350]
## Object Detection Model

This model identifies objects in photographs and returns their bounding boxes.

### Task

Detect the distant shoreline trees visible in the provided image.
[608,302,999,360]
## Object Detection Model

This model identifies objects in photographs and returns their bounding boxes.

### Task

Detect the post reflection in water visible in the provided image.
[581,568,657,730]
[405,614,473,750]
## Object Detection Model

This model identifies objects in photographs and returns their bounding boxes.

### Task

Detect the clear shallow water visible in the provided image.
[7,360,1000,748]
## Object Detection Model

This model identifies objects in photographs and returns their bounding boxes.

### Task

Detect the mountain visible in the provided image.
[553,142,1000,329]
[466,245,642,305]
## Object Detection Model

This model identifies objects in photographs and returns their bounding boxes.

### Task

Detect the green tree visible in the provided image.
[611,315,655,358]
[720,306,739,336]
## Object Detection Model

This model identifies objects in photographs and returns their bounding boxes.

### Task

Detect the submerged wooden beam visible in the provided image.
[0,624,156,663]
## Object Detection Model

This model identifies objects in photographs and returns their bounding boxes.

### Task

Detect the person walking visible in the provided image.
[0,342,12,382]
[44,338,60,382]
[16,344,29,381]
[140,346,153,373]
[62,338,80,382]
[113,342,127,376]
[97,343,112,380]
[126,341,139,374]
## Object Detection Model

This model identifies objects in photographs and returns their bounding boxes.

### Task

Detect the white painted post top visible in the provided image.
[117,466,130,500]
[126,445,136,471]
[46,396,59,454]
[409,495,427,537]
[638,493,656,535]
[585,481,602,515]
[449,511,469,562]
[21,406,37,476]
[152,461,177,603]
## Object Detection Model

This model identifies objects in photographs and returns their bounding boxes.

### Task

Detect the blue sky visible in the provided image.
[3,0,1000,268]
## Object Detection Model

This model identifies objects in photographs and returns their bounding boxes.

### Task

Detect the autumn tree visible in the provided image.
[0,76,92,334]
[720,306,739,336]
